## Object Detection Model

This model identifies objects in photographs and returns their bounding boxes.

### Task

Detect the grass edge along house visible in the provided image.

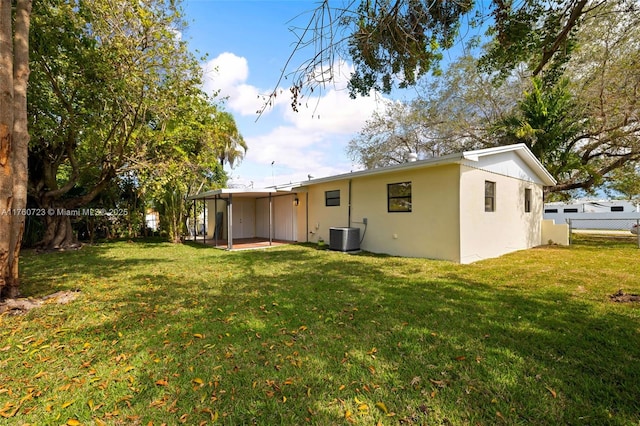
[189,143,566,263]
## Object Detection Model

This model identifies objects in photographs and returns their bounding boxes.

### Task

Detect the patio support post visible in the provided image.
[214,196,218,248]
[203,198,207,245]
[227,193,233,250]
[637,219,639,249]
[269,193,273,246]
[193,199,197,242]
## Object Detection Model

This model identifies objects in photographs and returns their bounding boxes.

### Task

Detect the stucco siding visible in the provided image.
[305,181,351,243]
[459,165,544,263]
[303,165,461,261]
[352,165,461,260]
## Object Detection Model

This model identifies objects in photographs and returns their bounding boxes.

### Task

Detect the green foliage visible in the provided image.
[27,0,240,245]
[347,98,462,167]
[480,0,582,82]
[2,239,640,423]
[493,77,587,182]
[347,0,473,97]
[604,163,640,201]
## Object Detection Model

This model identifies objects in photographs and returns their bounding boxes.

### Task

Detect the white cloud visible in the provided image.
[202,53,387,188]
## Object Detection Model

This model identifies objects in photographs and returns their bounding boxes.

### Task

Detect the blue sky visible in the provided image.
[181,0,397,188]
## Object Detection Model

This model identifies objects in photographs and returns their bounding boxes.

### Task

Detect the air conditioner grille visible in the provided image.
[329,227,360,252]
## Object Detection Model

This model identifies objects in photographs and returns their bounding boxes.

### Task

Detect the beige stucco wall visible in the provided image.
[458,166,544,263]
[541,219,569,246]
[295,191,308,242]
[301,165,462,261]
[304,180,351,243]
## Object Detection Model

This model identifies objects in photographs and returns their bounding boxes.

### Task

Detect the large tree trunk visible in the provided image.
[34,197,79,249]
[8,0,31,297]
[0,0,31,299]
[40,214,78,249]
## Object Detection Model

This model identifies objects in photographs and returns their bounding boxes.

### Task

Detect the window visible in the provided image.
[563,208,578,213]
[387,182,412,212]
[545,208,558,213]
[484,181,496,212]
[325,190,340,207]
[611,206,624,212]
[524,188,532,213]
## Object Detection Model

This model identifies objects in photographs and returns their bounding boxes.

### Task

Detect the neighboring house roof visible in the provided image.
[296,143,556,188]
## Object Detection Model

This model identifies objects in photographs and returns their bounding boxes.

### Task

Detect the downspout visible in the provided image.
[269,193,273,246]
[348,179,352,227]
[227,193,233,250]
[305,192,309,242]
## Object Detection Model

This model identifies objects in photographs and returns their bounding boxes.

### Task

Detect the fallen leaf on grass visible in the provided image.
[429,379,446,387]
[0,402,20,418]
[375,402,389,414]
[155,379,168,386]
[546,386,557,398]
[66,419,81,426]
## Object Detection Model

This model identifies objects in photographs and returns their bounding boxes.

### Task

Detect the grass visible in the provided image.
[1,235,640,425]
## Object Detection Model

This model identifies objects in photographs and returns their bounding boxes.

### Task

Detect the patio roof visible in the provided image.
[186,187,297,201]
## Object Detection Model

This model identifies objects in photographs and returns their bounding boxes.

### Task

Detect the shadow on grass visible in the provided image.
[11,242,640,425]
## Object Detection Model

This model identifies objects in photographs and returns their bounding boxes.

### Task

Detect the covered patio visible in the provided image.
[186,188,301,250]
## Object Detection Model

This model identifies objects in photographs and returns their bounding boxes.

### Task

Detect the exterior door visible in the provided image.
[231,198,255,239]
[274,195,297,241]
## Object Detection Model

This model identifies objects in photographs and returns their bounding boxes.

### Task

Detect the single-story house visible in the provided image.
[188,143,566,263]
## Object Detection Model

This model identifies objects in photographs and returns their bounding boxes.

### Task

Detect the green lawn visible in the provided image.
[2,236,640,425]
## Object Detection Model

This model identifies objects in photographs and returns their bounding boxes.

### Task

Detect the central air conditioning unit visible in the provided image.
[329,227,360,252]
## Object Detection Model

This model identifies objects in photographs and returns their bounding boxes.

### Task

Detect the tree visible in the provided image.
[260,0,614,114]
[145,98,229,243]
[0,0,31,299]
[495,0,640,194]
[348,0,640,196]
[493,77,587,183]
[27,0,204,249]
[604,162,640,201]
[347,99,454,168]
[213,111,247,168]
[347,53,528,167]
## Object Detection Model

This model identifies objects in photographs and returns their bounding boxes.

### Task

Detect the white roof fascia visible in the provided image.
[461,143,556,186]
[295,143,556,188]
